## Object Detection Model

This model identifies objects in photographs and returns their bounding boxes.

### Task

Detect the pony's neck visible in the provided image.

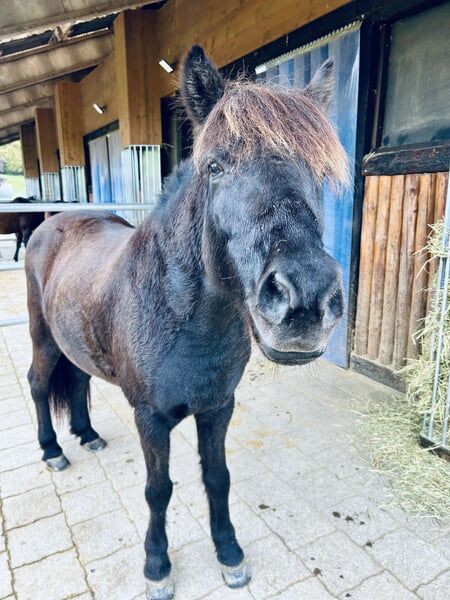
[130,164,242,330]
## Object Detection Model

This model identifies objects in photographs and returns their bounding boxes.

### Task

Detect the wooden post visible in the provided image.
[378,175,405,365]
[19,123,39,179]
[393,174,419,367]
[54,81,84,167]
[367,176,392,360]
[114,10,162,148]
[34,107,61,200]
[34,107,59,173]
[407,174,433,358]
[353,176,379,356]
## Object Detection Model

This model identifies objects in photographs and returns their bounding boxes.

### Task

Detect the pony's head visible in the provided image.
[181,45,348,365]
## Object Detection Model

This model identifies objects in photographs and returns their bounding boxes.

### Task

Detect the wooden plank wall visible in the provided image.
[353,172,448,369]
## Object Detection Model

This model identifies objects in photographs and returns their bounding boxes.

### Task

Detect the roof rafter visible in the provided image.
[0,1,159,42]
[0,31,113,95]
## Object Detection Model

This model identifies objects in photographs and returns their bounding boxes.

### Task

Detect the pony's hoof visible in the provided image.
[145,576,175,600]
[46,454,70,471]
[222,560,251,588]
[83,437,107,453]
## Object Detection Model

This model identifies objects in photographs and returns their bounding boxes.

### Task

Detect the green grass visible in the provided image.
[0,173,26,198]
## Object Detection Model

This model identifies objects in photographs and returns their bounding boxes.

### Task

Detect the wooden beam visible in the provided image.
[156,0,350,97]
[0,1,159,41]
[114,10,161,147]
[34,107,59,172]
[0,32,113,95]
[54,81,84,166]
[19,122,39,178]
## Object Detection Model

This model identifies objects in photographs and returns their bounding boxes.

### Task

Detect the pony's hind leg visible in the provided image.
[28,339,69,471]
[67,362,107,452]
[195,401,250,588]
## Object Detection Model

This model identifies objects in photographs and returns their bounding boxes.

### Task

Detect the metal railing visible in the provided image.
[420,177,450,453]
[0,202,155,328]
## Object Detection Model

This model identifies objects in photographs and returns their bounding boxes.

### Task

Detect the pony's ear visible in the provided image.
[180,45,225,126]
[304,59,334,112]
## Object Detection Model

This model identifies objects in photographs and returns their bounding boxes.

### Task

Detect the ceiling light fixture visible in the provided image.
[92,103,106,114]
[158,59,175,74]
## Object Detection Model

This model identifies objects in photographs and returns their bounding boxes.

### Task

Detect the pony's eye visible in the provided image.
[207,161,223,177]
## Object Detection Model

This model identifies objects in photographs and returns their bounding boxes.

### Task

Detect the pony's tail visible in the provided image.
[48,354,90,422]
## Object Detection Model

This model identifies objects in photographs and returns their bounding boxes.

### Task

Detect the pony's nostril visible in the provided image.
[324,287,344,321]
[257,271,291,324]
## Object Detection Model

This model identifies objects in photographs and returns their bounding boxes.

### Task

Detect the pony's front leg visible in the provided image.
[135,404,174,600]
[195,402,251,589]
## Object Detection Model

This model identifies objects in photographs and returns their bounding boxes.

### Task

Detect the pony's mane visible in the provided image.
[193,80,349,188]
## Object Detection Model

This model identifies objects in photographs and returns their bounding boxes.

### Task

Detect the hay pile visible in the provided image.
[363,220,450,518]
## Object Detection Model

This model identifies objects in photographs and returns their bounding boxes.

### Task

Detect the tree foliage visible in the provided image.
[0,140,23,175]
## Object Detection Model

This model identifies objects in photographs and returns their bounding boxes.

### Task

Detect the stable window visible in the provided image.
[381,2,450,148]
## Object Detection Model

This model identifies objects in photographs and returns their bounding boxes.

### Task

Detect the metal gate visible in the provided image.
[420,176,450,453]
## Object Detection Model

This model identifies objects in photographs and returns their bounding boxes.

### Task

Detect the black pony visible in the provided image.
[0,197,43,261]
[25,46,348,599]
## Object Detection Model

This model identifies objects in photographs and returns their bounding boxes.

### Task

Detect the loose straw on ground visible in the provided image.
[361,220,450,519]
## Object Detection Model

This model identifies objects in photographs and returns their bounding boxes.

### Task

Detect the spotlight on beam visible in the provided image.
[92,103,106,114]
[158,59,175,74]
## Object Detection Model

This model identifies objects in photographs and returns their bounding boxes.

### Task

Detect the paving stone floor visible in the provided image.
[1,264,450,599]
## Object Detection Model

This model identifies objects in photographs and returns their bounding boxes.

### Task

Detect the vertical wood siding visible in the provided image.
[353,171,448,368]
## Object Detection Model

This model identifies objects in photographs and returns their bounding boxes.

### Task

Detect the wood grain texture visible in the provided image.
[353,171,448,369]
[367,176,391,360]
[156,0,351,97]
[354,176,379,356]
[393,174,419,367]
[407,174,432,358]
[34,107,59,172]
[19,122,39,178]
[378,175,404,365]
[79,54,118,136]
[54,81,84,166]
[114,10,162,147]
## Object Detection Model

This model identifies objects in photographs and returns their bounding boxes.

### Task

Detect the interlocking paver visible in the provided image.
[258,444,320,482]
[8,512,72,568]
[2,484,60,530]
[290,468,354,510]
[61,480,122,526]
[171,538,231,600]
[247,534,310,598]
[234,471,297,512]
[347,571,418,599]
[0,460,51,497]
[0,551,13,598]
[72,508,140,563]
[417,569,450,599]
[52,455,106,495]
[0,408,31,431]
[273,577,336,599]
[0,423,36,451]
[14,549,87,600]
[86,544,146,600]
[367,528,449,589]
[259,497,335,550]
[296,531,381,595]
[325,494,399,546]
